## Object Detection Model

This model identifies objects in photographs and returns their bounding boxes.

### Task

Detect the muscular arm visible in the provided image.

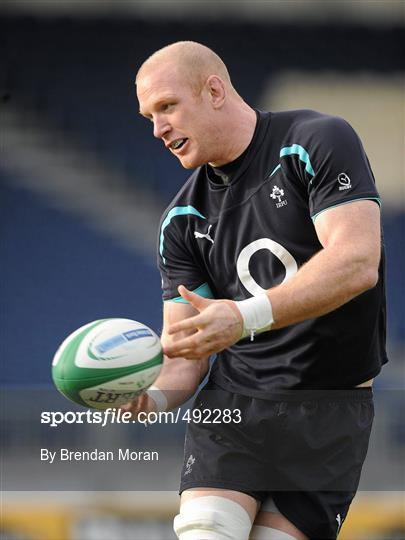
[269,199,381,328]
[164,200,381,359]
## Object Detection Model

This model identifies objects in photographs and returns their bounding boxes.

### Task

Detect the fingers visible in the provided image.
[165,294,244,360]
[178,285,212,311]
[168,285,215,335]
[167,314,203,335]
[164,329,220,359]
[164,334,200,357]
[119,392,149,419]
[164,342,212,360]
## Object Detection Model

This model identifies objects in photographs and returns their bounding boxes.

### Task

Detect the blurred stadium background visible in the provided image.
[1,1,404,539]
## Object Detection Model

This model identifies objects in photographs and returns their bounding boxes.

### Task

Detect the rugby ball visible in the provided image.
[52,318,163,410]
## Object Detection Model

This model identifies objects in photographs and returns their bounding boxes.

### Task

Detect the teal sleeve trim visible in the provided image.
[280,144,315,177]
[269,163,282,177]
[165,282,214,303]
[159,205,205,264]
[311,197,381,222]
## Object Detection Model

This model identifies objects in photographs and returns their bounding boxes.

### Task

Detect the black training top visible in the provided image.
[157,109,388,394]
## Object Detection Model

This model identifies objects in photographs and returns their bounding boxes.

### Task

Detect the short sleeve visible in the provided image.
[157,208,214,302]
[303,116,381,219]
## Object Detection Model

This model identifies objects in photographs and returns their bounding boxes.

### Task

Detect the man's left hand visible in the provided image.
[163,285,243,360]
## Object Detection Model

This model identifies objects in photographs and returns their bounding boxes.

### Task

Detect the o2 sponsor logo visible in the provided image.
[236,238,298,295]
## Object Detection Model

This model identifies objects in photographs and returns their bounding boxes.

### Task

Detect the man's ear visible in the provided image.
[206,75,226,108]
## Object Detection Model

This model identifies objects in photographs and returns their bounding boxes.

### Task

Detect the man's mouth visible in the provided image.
[170,138,188,151]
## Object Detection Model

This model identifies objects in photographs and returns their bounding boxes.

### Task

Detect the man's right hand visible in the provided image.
[120,392,157,420]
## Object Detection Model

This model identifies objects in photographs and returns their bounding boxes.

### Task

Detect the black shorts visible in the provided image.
[179,381,374,539]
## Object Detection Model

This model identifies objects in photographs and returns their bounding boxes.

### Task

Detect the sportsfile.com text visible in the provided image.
[41,408,242,428]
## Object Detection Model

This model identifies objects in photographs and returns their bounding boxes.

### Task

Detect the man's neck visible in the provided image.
[209,105,257,167]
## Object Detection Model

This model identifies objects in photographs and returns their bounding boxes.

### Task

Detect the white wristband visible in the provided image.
[146,385,168,412]
[235,294,274,341]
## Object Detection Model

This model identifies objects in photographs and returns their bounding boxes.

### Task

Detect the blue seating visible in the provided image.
[1,16,403,386]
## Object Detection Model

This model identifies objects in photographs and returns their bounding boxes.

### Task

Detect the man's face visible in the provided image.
[137,64,220,169]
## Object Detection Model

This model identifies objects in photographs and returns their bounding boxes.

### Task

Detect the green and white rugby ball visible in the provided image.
[52,318,163,410]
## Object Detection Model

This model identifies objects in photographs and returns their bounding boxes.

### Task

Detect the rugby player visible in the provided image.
[124,41,388,539]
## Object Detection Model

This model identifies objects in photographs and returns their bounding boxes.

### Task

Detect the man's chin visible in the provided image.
[178,155,206,170]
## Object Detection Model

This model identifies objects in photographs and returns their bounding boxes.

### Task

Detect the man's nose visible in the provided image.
[153,116,170,139]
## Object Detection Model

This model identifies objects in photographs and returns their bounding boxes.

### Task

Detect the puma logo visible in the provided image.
[194,224,214,244]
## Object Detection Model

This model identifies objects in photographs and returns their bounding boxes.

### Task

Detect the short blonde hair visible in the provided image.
[136,40,232,95]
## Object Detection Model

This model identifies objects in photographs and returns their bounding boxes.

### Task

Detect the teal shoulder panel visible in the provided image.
[280,144,315,177]
[159,205,205,264]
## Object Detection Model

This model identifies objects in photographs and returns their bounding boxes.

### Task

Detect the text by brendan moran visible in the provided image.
[40,448,159,464]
